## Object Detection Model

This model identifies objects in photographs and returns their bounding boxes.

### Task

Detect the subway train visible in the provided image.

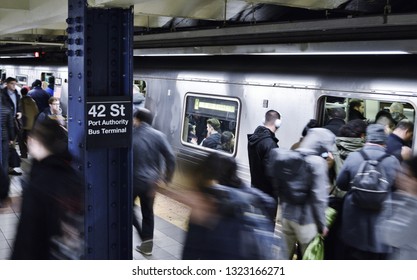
[1,54,417,188]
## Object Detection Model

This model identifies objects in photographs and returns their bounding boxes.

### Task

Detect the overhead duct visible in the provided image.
[0,40,65,47]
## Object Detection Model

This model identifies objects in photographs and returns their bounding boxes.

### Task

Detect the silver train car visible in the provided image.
[2,54,417,188]
[136,55,417,186]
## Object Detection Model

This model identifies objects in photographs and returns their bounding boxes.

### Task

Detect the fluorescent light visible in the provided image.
[256,51,409,55]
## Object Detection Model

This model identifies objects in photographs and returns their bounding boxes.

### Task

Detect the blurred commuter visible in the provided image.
[28,79,50,114]
[201,118,221,149]
[11,118,84,259]
[181,152,278,260]
[389,102,407,124]
[247,110,281,220]
[275,128,335,259]
[18,87,39,158]
[132,108,176,256]
[36,97,66,128]
[323,107,346,136]
[386,119,414,162]
[348,99,366,122]
[380,156,417,259]
[336,124,400,259]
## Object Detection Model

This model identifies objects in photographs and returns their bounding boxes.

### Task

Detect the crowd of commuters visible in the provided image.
[245,101,416,260]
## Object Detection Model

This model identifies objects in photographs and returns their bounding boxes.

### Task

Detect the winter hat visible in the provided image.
[32,79,42,87]
[366,124,387,144]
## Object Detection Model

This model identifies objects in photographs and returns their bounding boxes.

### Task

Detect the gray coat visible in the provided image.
[132,123,176,184]
[280,128,335,232]
[380,191,417,260]
[336,144,400,253]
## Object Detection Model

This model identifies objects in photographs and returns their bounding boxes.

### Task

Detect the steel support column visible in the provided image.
[67,0,133,260]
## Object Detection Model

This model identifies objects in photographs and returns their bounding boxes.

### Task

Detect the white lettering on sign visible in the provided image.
[86,98,131,148]
[110,104,126,117]
[88,104,126,118]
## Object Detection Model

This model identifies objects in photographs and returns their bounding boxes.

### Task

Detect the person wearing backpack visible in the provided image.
[270,128,335,259]
[336,124,400,260]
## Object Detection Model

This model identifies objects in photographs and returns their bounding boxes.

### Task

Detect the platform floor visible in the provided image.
[0,157,190,260]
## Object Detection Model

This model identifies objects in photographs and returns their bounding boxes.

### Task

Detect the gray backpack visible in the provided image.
[270,149,312,204]
[350,150,391,210]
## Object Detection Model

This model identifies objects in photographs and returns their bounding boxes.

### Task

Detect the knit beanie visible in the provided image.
[366,124,387,144]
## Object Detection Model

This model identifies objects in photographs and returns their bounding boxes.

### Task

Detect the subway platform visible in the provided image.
[0,157,190,260]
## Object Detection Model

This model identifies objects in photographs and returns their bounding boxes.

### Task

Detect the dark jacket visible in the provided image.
[11,155,84,259]
[28,86,50,113]
[348,109,366,122]
[336,144,400,253]
[386,133,407,162]
[132,123,176,184]
[1,104,15,142]
[1,87,21,116]
[202,132,221,149]
[323,118,345,136]
[247,126,279,197]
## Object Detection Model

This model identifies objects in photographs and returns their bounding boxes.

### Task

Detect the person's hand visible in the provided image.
[321,226,329,238]
[16,112,22,119]
[401,146,412,161]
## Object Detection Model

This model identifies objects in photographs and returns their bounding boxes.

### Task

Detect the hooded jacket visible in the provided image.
[280,128,335,232]
[336,144,400,253]
[247,125,279,197]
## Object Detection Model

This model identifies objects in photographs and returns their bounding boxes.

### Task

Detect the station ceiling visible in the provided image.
[0,0,417,56]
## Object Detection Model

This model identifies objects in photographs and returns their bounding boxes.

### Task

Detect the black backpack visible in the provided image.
[270,149,312,204]
[349,150,391,210]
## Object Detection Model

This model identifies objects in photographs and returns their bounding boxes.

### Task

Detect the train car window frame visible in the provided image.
[181,93,241,156]
[15,74,28,86]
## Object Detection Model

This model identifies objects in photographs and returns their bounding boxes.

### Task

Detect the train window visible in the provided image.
[134,80,146,97]
[0,69,6,82]
[133,80,146,111]
[41,72,54,82]
[181,93,240,155]
[15,75,28,86]
[320,95,415,143]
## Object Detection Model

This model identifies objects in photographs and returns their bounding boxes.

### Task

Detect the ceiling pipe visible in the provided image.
[0,40,65,47]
